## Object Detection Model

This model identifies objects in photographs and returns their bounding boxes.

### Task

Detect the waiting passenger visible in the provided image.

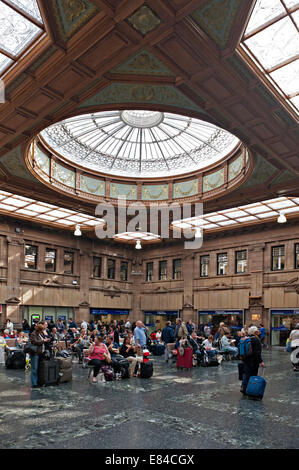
[240,326,264,394]
[221,332,239,357]
[87,335,111,384]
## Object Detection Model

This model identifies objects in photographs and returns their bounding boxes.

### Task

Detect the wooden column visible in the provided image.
[6,236,24,326]
[248,243,265,326]
[182,254,196,322]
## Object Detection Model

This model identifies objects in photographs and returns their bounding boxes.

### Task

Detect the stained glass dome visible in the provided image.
[40,110,240,178]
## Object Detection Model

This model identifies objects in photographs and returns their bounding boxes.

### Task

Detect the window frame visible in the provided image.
[64,250,74,274]
[217,252,228,276]
[235,250,247,274]
[173,258,182,280]
[271,245,285,271]
[146,262,154,282]
[120,261,128,281]
[295,244,299,270]
[45,248,56,272]
[107,258,115,280]
[200,255,210,277]
[93,256,102,278]
[25,244,38,270]
[159,260,167,281]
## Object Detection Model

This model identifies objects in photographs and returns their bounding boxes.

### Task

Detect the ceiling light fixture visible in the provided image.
[194,227,203,238]
[277,212,287,224]
[74,224,82,236]
[135,239,142,250]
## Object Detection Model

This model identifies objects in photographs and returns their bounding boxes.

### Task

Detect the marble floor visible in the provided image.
[0,348,298,449]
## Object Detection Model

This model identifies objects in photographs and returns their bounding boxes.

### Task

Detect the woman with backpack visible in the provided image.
[239,326,264,395]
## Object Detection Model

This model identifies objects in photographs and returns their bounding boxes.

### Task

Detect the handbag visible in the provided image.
[24,341,38,354]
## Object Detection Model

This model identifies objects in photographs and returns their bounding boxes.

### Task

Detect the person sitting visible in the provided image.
[3,329,10,340]
[120,337,142,377]
[203,324,211,338]
[150,331,158,343]
[220,332,239,358]
[156,329,162,342]
[16,331,28,348]
[202,335,220,359]
[70,329,89,363]
[86,335,111,383]
[188,331,202,361]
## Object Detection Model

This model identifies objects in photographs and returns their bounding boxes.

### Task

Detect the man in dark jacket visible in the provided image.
[240,326,264,395]
[162,321,175,362]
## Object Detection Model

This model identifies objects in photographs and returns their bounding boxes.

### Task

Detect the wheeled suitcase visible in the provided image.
[5,348,26,369]
[38,358,60,386]
[140,361,153,378]
[176,347,193,370]
[56,356,72,383]
[151,344,165,356]
[246,375,267,399]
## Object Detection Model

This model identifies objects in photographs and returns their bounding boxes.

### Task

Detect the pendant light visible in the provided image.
[135,239,142,250]
[74,224,82,236]
[277,212,287,224]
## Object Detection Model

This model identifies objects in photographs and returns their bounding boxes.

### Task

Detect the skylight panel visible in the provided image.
[206,215,227,222]
[270,59,299,96]
[25,203,48,213]
[245,0,285,34]
[218,220,238,226]
[281,206,299,214]
[36,214,56,221]
[16,208,38,216]
[47,210,69,218]
[57,219,74,226]
[283,0,299,8]
[256,211,278,218]
[7,0,43,23]
[203,223,219,229]
[0,203,16,211]
[66,215,88,223]
[0,1,42,56]
[3,197,28,207]
[244,16,299,69]
[246,205,270,214]
[236,216,257,222]
[268,200,296,209]
[224,210,247,218]
[0,52,12,73]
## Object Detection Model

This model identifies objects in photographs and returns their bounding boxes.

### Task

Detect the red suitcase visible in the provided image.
[176,347,193,370]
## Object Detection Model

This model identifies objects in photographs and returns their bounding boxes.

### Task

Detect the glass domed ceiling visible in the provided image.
[40,110,240,178]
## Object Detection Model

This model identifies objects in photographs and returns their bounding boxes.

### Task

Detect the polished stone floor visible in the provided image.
[0,348,298,449]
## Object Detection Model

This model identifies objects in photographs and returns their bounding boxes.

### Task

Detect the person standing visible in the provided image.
[125,318,131,329]
[6,319,13,336]
[29,323,51,388]
[22,319,30,334]
[259,323,268,349]
[174,318,188,341]
[161,321,175,362]
[0,331,7,364]
[240,326,264,395]
[133,321,148,349]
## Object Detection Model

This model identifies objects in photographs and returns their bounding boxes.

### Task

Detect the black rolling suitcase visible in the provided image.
[5,348,26,369]
[151,344,165,356]
[38,358,60,386]
[140,361,153,378]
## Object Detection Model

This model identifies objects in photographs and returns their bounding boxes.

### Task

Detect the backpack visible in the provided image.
[239,337,253,357]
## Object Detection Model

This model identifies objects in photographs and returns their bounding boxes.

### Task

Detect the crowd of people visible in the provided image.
[1,316,298,391]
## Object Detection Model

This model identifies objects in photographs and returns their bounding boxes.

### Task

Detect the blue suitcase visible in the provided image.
[246,375,267,399]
